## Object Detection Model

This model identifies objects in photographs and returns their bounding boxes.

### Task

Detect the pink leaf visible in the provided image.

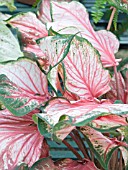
[37,0,52,24]
[38,35,74,90]
[55,158,99,170]
[93,115,128,129]
[80,126,128,166]
[0,59,50,115]
[106,73,128,103]
[38,98,128,141]
[49,1,120,67]
[8,12,48,57]
[0,109,49,169]
[37,0,73,24]
[24,44,45,57]
[63,36,110,100]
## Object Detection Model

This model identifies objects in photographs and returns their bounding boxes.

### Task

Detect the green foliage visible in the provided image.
[91,0,107,23]
[91,0,128,29]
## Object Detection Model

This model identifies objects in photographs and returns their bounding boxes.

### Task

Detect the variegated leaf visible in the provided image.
[0,0,16,11]
[0,59,50,116]
[0,109,49,169]
[0,22,23,62]
[37,0,52,24]
[37,98,128,141]
[38,35,74,90]
[80,126,128,169]
[91,115,128,131]
[30,157,55,170]
[106,72,128,103]
[48,1,120,67]
[63,36,110,100]
[37,0,73,24]
[7,12,48,57]
[55,158,99,170]
[31,157,98,170]
[0,12,11,24]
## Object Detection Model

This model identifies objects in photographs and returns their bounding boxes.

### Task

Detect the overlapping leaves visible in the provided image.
[48,1,120,67]
[0,59,50,116]
[0,109,49,169]
[80,126,128,169]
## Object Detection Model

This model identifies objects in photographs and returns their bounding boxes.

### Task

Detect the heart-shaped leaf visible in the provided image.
[48,1,120,67]
[38,34,75,90]
[7,12,48,57]
[37,98,128,142]
[63,36,110,100]
[0,22,23,63]
[0,109,49,169]
[0,59,50,116]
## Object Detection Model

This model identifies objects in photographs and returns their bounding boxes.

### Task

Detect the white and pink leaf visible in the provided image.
[49,1,120,67]
[0,59,50,116]
[0,109,49,169]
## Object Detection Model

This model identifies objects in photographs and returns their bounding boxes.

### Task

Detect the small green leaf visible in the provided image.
[38,117,52,138]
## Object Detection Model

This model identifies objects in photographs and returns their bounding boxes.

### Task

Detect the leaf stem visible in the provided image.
[114,65,120,100]
[107,7,116,31]
[63,139,83,160]
[70,129,90,160]
[119,150,123,170]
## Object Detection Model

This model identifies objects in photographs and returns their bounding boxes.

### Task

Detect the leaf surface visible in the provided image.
[63,36,110,100]
[49,1,120,67]
[55,158,99,170]
[106,72,128,103]
[0,109,49,169]
[0,22,23,62]
[80,126,128,169]
[0,59,50,116]
[38,35,74,90]
[8,12,48,57]
[91,115,128,131]
[37,98,128,141]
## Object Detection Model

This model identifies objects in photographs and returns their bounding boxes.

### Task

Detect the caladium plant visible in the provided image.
[0,0,128,170]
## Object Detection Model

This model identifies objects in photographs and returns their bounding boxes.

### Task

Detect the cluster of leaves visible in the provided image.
[0,0,128,170]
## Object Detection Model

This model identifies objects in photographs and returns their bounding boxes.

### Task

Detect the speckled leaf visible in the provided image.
[0,0,16,11]
[63,36,110,100]
[80,126,128,169]
[0,109,49,169]
[7,12,48,57]
[0,59,50,116]
[91,115,128,131]
[38,35,74,90]
[37,98,128,141]
[30,157,55,170]
[55,158,99,170]
[49,1,120,67]
[0,22,23,62]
